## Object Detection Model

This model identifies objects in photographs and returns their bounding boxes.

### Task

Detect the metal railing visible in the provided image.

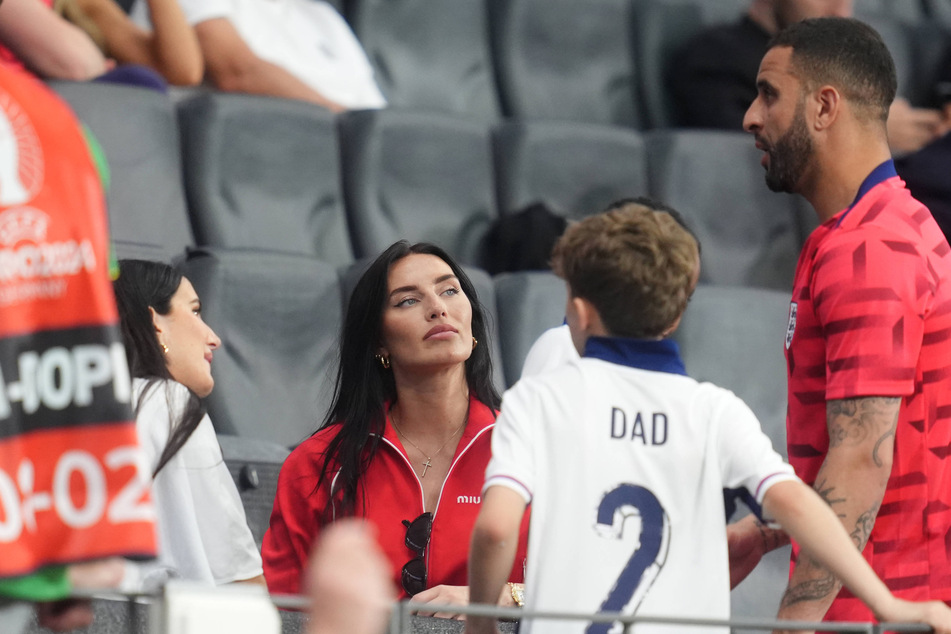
[24,590,933,634]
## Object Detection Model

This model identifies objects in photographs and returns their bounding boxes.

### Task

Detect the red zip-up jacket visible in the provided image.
[262,396,529,598]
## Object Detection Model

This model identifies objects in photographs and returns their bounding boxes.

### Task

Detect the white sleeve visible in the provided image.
[129,0,233,28]
[183,420,263,583]
[483,381,539,503]
[519,325,578,379]
[708,386,798,517]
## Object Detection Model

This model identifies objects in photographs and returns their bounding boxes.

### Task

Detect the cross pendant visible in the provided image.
[420,458,432,478]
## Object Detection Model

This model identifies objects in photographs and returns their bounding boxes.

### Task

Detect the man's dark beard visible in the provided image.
[765,104,813,193]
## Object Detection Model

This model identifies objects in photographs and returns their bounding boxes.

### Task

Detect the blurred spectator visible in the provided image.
[896,41,951,243]
[0,0,108,79]
[129,0,385,111]
[59,0,203,86]
[668,0,944,156]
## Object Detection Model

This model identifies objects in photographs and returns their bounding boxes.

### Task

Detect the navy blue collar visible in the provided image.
[582,336,687,376]
[836,160,897,227]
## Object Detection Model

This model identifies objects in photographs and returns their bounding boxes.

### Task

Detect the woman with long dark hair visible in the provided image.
[263,241,528,616]
[113,259,263,590]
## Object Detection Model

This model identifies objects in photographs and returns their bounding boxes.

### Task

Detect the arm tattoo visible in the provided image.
[780,569,838,608]
[826,397,900,452]
[849,502,880,550]
[872,429,895,468]
[814,478,847,520]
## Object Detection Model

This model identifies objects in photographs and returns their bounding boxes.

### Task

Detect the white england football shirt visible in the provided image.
[487,337,796,634]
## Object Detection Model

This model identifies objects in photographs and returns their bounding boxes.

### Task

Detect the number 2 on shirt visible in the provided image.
[586,484,670,634]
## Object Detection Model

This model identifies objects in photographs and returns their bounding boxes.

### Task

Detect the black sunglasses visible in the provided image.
[401,512,433,596]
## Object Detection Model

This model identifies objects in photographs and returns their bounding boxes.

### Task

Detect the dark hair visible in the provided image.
[551,204,699,339]
[316,241,500,517]
[113,259,207,477]
[769,17,897,122]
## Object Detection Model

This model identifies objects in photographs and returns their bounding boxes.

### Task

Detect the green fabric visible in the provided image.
[0,567,70,602]
[80,124,119,280]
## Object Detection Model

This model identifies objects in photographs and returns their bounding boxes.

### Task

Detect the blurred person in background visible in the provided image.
[128,0,384,111]
[669,0,945,156]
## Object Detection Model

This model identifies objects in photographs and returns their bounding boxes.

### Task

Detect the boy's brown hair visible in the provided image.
[551,202,699,339]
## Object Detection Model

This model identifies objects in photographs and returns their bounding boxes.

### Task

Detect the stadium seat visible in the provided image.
[488,0,643,128]
[50,81,193,262]
[644,0,746,25]
[493,120,649,218]
[672,284,790,459]
[217,435,290,550]
[177,92,353,266]
[860,15,916,101]
[633,0,704,129]
[646,129,807,291]
[854,0,924,24]
[493,271,567,386]
[907,22,951,108]
[338,109,498,266]
[180,248,342,448]
[349,0,501,121]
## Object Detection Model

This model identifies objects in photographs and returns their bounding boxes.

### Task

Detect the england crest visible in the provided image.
[785,302,797,349]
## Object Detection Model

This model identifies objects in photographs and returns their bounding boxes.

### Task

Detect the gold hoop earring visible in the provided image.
[375,354,390,369]
[161,343,169,355]
[472,337,478,349]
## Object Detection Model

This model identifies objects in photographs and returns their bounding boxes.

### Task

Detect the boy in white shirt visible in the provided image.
[466,203,951,634]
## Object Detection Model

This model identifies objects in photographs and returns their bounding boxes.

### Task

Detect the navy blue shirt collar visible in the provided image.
[582,336,687,376]
[836,160,897,227]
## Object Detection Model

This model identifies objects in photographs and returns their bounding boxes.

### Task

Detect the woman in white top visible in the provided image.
[113,259,263,591]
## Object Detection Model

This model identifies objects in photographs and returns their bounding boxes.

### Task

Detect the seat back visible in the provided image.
[350,0,501,120]
[218,435,291,549]
[339,109,498,266]
[493,120,648,218]
[181,249,342,447]
[633,0,704,129]
[489,0,643,127]
[672,284,790,459]
[177,92,353,265]
[647,129,806,291]
[493,271,567,386]
[50,81,193,262]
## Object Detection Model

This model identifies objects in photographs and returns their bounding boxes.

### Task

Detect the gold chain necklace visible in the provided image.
[390,407,466,478]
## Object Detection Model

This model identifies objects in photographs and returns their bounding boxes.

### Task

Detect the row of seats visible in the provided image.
[295,0,949,128]
[52,80,811,293]
[196,250,791,617]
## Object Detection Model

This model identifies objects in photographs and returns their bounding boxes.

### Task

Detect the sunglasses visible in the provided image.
[401,512,433,596]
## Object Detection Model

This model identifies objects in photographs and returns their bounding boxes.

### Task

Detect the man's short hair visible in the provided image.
[769,17,897,123]
[551,202,698,339]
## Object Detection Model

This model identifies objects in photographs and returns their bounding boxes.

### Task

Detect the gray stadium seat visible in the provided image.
[349,0,501,121]
[217,435,290,550]
[672,284,789,459]
[854,0,924,24]
[633,0,704,129]
[646,129,807,291]
[671,283,794,621]
[488,0,643,128]
[493,120,649,218]
[338,256,506,393]
[493,271,567,386]
[181,248,342,447]
[177,92,353,266]
[339,109,498,266]
[50,81,193,262]
[860,15,916,102]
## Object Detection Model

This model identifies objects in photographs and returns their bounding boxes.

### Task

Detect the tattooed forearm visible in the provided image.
[849,503,880,550]
[780,569,839,608]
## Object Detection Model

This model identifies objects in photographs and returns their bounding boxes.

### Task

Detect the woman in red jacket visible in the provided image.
[263,241,528,618]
